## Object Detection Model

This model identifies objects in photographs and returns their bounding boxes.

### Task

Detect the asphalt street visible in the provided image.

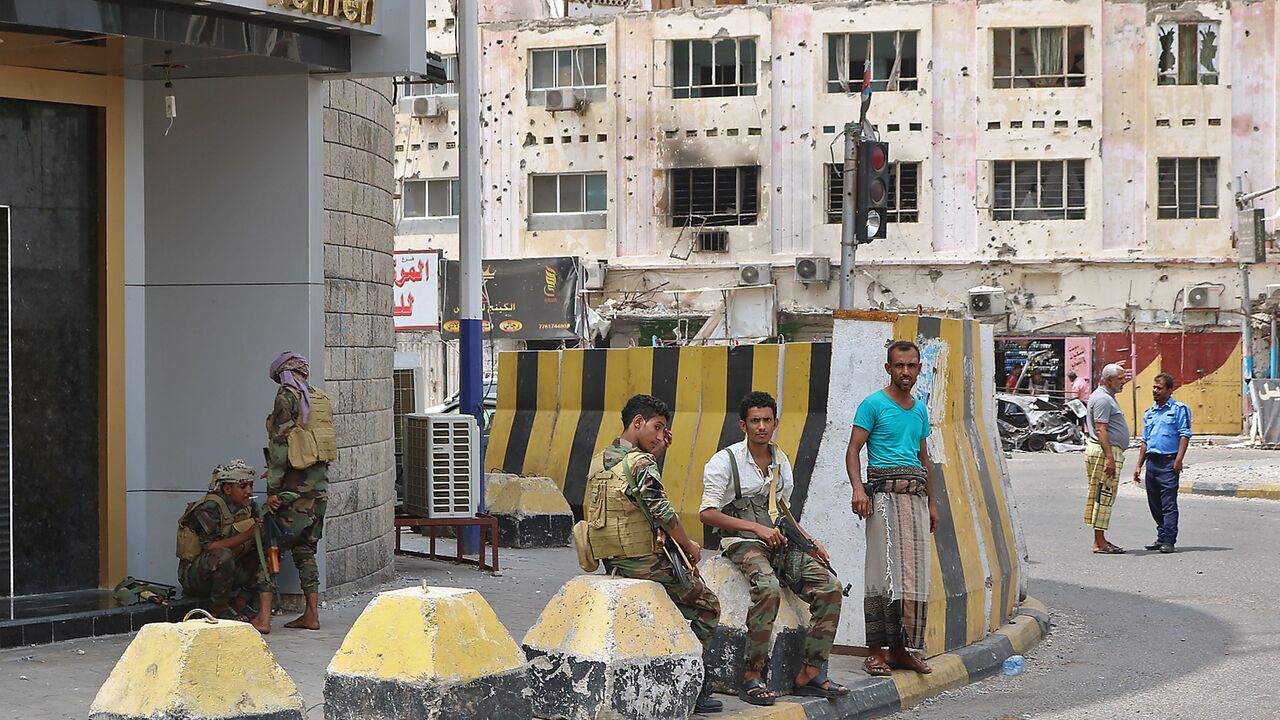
[899,446,1280,720]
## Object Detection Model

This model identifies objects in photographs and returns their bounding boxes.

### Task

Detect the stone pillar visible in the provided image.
[321,78,397,597]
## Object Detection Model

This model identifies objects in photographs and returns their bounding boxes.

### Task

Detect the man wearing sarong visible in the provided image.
[847,340,939,677]
[1085,363,1130,554]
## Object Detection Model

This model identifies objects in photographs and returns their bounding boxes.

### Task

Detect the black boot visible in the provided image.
[694,683,723,714]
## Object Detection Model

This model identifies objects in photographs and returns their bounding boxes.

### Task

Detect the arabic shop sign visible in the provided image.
[1254,379,1280,445]
[442,257,582,341]
[266,0,376,25]
[393,251,441,331]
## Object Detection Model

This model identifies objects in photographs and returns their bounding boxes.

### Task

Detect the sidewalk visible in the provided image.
[1176,448,1280,500]
[2,534,1045,719]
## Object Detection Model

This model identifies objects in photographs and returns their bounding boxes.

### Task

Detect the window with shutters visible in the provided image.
[991,159,1087,220]
[1156,24,1219,86]
[825,162,920,224]
[669,166,760,226]
[1157,158,1218,219]
[992,26,1087,88]
[826,31,919,93]
[671,38,758,98]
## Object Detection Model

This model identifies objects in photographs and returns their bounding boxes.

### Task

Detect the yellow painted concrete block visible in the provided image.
[521,575,702,659]
[891,653,968,708]
[327,586,524,685]
[484,474,572,516]
[88,617,303,720]
[701,552,810,635]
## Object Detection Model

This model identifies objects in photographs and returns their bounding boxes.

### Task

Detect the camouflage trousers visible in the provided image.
[722,542,843,672]
[274,463,328,595]
[179,547,271,607]
[604,552,721,649]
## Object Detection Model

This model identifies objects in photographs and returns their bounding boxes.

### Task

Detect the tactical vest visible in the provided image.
[718,447,781,542]
[275,386,338,468]
[175,493,256,562]
[584,451,659,560]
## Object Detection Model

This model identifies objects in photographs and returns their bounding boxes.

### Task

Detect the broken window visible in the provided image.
[402,178,460,219]
[671,38,758,99]
[991,160,1086,220]
[530,46,608,90]
[400,56,458,97]
[530,173,608,214]
[1157,23,1219,86]
[992,26,1086,89]
[825,162,921,224]
[827,31,919,93]
[1157,158,1218,219]
[670,166,759,226]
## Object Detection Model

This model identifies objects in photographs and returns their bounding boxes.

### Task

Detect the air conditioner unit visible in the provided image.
[403,413,479,519]
[411,95,445,119]
[545,88,585,113]
[738,263,771,287]
[1184,284,1222,311]
[795,256,831,285]
[968,286,1007,317]
[1265,284,1280,308]
[584,260,607,291]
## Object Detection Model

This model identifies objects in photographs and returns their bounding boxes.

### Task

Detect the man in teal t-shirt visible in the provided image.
[846,340,939,677]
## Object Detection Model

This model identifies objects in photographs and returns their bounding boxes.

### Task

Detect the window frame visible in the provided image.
[826,31,920,93]
[668,166,761,227]
[1156,157,1219,219]
[671,37,759,99]
[990,159,1087,221]
[529,172,608,215]
[399,55,459,97]
[402,178,461,219]
[529,45,609,92]
[1156,23,1220,86]
[825,162,921,224]
[992,26,1087,89]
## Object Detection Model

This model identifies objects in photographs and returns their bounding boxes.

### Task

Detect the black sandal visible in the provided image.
[793,670,850,700]
[738,677,776,706]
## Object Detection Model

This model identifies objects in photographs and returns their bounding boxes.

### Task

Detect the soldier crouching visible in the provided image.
[176,460,273,632]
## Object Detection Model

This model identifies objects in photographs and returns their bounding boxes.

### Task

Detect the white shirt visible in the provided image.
[699,439,795,516]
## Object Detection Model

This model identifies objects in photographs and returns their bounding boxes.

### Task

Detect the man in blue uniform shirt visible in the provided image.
[1132,372,1192,554]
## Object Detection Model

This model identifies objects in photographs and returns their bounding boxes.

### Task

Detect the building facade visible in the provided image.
[395,0,1279,433]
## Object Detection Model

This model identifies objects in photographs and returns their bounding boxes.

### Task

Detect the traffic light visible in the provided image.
[856,140,889,243]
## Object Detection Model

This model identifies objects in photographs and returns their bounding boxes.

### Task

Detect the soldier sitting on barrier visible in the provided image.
[583,394,724,715]
[699,392,850,706]
[176,460,273,632]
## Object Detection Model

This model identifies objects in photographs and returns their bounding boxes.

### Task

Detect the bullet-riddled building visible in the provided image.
[394,0,1280,433]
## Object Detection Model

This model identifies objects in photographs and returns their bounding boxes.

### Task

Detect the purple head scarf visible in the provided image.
[270,351,312,423]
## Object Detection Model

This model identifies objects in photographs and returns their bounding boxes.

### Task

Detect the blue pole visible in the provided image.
[458,0,485,554]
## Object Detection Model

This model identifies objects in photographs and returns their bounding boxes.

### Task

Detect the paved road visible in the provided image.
[900,447,1280,720]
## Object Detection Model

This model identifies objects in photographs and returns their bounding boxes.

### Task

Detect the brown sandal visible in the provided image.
[888,652,933,674]
[863,656,892,676]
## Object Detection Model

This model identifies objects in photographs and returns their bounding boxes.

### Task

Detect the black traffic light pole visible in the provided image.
[839,123,859,310]
[840,88,887,309]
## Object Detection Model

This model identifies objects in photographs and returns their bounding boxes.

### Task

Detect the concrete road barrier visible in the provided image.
[88,612,304,720]
[699,553,810,695]
[324,586,532,720]
[522,575,703,720]
[485,473,574,547]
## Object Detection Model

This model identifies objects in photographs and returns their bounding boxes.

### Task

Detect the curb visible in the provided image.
[1179,481,1280,500]
[721,598,1051,720]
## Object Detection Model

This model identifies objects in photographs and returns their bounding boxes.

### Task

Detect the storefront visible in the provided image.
[1,0,429,642]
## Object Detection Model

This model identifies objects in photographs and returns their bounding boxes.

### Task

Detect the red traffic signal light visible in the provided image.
[869,144,887,172]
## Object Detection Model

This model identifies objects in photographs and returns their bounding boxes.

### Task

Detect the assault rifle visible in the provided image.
[775,501,852,597]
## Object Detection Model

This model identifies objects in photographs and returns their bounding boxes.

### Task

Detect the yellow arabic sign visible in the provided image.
[267,0,376,25]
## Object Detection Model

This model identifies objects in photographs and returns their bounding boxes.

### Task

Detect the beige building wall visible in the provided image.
[396,0,1280,340]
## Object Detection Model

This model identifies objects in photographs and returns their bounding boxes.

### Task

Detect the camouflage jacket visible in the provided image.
[184,491,260,550]
[267,385,302,446]
[603,438,678,531]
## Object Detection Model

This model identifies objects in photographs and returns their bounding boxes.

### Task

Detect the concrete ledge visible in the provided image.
[720,597,1051,720]
[1180,480,1280,500]
[485,474,574,548]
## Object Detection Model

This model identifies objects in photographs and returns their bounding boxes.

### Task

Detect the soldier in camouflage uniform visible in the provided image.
[177,460,273,633]
[700,392,849,706]
[585,394,723,715]
[266,352,337,631]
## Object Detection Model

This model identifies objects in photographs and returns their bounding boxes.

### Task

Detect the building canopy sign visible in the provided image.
[267,0,375,26]
[393,251,441,331]
[442,257,583,341]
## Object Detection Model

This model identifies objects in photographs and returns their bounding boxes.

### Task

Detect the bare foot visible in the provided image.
[251,617,272,635]
[284,614,320,630]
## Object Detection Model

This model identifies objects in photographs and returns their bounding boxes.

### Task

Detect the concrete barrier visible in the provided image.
[324,586,531,720]
[89,612,304,720]
[521,575,703,720]
[699,553,810,696]
[484,473,574,548]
